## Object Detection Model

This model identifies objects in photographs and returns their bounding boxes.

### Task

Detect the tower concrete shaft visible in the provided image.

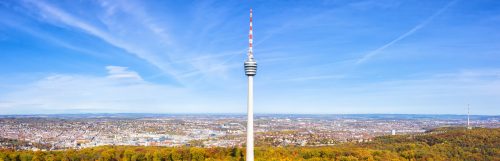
[244,8,256,161]
[246,76,254,161]
[467,104,471,129]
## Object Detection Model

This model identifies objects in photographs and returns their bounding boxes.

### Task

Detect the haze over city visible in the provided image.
[1,0,500,115]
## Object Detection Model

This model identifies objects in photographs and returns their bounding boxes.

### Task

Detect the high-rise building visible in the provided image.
[244,8,257,161]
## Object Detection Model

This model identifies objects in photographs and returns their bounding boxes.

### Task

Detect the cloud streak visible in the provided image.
[2,0,499,115]
[0,66,245,114]
[26,0,184,81]
[356,0,459,64]
[106,66,143,81]
[23,0,250,84]
[257,68,500,114]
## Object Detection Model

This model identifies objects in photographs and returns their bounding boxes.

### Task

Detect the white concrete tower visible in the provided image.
[244,8,256,161]
[467,104,471,130]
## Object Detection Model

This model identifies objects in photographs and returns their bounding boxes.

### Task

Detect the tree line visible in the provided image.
[0,127,498,161]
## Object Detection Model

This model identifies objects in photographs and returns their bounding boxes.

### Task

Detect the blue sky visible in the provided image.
[0,0,499,115]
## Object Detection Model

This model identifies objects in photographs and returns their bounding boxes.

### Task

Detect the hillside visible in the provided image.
[0,128,498,161]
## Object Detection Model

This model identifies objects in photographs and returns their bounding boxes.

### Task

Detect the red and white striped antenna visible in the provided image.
[244,8,257,76]
[248,8,254,59]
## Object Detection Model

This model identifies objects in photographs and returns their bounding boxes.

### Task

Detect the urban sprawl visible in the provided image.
[0,114,498,151]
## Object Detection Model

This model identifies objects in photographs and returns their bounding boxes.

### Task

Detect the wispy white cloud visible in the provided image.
[26,0,182,80]
[0,18,104,57]
[24,0,248,83]
[277,75,345,82]
[257,68,500,114]
[356,0,459,64]
[106,66,142,81]
[0,66,245,114]
[0,0,242,89]
[348,0,401,11]
[96,0,172,46]
[2,0,498,115]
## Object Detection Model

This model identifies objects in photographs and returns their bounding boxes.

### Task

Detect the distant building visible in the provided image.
[391,130,396,135]
[74,139,90,147]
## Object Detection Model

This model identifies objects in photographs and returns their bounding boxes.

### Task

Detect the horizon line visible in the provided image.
[0,112,498,116]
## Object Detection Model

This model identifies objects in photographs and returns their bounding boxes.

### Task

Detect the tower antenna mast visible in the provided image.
[467,104,471,129]
[244,8,257,161]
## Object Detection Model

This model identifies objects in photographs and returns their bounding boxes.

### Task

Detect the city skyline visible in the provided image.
[1,113,497,150]
[1,0,500,115]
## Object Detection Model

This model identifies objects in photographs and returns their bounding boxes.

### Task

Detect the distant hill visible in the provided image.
[1,127,498,161]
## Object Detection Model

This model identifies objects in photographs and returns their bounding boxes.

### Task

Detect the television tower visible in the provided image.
[467,104,471,129]
[244,8,257,161]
